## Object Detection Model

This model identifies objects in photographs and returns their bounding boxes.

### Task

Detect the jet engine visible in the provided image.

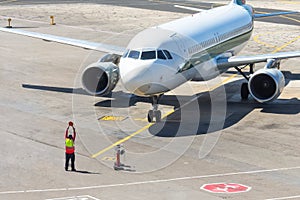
[81,61,119,96]
[248,68,285,102]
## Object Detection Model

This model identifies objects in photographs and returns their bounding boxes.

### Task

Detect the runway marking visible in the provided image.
[253,34,300,51]
[253,33,277,48]
[266,195,300,200]
[0,166,299,194]
[272,35,300,53]
[254,10,300,26]
[253,31,300,53]
[91,73,238,158]
[91,123,153,158]
[280,15,300,24]
[101,156,116,161]
[209,73,238,91]
[200,182,251,194]
[99,115,148,122]
[46,195,100,200]
[99,116,127,121]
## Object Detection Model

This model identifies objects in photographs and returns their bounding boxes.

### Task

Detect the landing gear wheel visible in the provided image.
[241,82,249,100]
[154,110,161,122]
[148,110,154,123]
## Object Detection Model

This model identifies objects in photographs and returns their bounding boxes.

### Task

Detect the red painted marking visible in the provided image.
[200,183,251,193]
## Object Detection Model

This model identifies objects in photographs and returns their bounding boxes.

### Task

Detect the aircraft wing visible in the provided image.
[253,11,298,19]
[174,5,205,12]
[174,4,298,18]
[217,51,300,68]
[0,27,125,55]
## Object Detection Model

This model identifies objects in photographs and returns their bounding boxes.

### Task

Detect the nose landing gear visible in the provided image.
[147,95,162,123]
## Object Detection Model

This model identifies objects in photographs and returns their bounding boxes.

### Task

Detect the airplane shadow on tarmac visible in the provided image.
[149,94,300,137]
[22,71,300,137]
[148,71,300,137]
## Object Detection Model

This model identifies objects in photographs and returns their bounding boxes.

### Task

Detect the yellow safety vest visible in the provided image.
[65,138,74,153]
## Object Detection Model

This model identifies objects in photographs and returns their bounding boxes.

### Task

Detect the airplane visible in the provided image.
[1,0,300,123]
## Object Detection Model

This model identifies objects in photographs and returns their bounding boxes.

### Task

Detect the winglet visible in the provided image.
[231,0,246,5]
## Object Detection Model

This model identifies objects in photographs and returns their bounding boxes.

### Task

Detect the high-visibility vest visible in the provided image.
[65,138,75,154]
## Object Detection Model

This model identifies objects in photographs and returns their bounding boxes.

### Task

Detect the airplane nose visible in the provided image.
[120,64,152,95]
[120,62,176,96]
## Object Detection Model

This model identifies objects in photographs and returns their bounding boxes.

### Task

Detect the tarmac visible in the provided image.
[0,0,299,200]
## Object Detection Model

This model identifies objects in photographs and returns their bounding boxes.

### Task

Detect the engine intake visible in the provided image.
[81,62,119,96]
[249,68,285,102]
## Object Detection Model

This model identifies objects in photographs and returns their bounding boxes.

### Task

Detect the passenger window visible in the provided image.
[128,50,140,59]
[163,50,172,59]
[157,50,167,60]
[141,51,156,60]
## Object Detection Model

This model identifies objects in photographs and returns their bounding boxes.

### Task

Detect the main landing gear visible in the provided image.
[147,95,162,123]
[241,82,249,100]
[234,63,254,101]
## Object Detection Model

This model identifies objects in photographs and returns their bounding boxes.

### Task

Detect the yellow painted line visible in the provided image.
[253,33,277,48]
[91,123,153,158]
[92,107,176,158]
[255,9,300,24]
[101,156,116,161]
[91,74,238,158]
[209,73,239,91]
[99,116,126,121]
[280,15,300,24]
[255,11,268,14]
[272,35,300,53]
[133,118,147,122]
[160,108,176,120]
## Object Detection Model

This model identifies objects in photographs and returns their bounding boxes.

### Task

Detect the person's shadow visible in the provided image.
[69,169,101,174]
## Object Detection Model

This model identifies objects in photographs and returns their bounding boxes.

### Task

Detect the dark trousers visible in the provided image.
[65,153,75,170]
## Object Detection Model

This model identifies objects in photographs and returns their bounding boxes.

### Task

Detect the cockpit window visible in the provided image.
[128,50,140,59]
[163,50,172,59]
[157,50,167,60]
[122,49,129,58]
[124,49,172,60]
[141,51,156,60]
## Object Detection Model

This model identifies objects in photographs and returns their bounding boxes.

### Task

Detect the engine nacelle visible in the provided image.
[81,62,119,96]
[248,68,285,103]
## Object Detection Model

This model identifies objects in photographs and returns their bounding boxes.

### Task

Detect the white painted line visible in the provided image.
[0,190,25,194]
[0,166,299,195]
[85,195,101,200]
[46,195,100,200]
[26,188,67,193]
[266,195,300,200]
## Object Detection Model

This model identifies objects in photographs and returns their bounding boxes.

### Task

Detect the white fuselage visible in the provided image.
[119,3,254,96]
